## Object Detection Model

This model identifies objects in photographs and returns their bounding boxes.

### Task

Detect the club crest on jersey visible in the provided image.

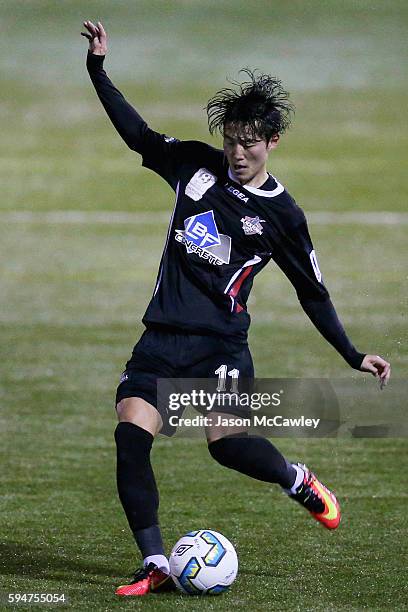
[240,215,265,236]
[185,168,217,201]
[175,210,231,265]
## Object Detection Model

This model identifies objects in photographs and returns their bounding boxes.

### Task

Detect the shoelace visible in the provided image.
[297,473,325,512]
[131,563,156,584]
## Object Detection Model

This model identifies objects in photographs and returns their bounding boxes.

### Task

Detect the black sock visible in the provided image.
[114,422,165,558]
[208,434,296,489]
[133,525,165,560]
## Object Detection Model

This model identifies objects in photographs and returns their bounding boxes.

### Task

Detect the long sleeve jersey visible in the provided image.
[87,53,365,369]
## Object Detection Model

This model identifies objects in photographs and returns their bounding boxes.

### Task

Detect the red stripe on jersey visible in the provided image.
[228,265,253,298]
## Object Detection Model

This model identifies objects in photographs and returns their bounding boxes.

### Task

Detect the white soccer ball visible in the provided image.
[169,529,238,595]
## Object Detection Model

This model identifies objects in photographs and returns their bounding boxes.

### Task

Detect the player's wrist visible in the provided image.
[86,51,105,69]
[348,351,366,370]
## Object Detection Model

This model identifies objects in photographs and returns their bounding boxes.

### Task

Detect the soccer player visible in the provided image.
[82,20,391,596]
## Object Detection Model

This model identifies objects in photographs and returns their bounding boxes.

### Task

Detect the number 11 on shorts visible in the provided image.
[215,365,240,393]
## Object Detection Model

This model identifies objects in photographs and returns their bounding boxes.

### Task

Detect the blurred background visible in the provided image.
[0,1,407,608]
[1,0,406,373]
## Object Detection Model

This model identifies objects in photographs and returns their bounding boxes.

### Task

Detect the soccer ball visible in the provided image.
[169,529,238,595]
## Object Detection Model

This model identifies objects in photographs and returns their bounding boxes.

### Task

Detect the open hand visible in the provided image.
[360,354,391,389]
[81,20,107,56]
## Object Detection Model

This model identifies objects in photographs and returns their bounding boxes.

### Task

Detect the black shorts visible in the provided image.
[116,327,254,436]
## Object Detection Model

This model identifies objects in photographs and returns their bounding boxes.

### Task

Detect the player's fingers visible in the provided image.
[85,20,98,35]
[375,357,389,374]
[364,361,379,376]
[83,22,97,40]
[372,357,390,389]
[361,355,379,376]
[380,374,390,390]
[97,21,107,38]
[81,32,92,41]
[93,26,102,42]
[375,354,388,365]
[379,367,390,389]
[378,358,390,371]
[380,363,391,382]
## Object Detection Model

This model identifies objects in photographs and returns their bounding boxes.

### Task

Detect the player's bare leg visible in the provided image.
[116,396,162,435]
[114,397,175,595]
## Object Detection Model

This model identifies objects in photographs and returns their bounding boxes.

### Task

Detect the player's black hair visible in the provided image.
[206,68,294,141]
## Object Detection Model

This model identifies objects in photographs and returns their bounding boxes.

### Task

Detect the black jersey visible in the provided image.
[141,136,327,341]
[87,53,364,368]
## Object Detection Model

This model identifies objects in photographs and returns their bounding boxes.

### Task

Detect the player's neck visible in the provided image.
[229,166,269,188]
[243,170,269,188]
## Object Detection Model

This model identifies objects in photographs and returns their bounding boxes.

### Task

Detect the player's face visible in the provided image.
[223,124,279,187]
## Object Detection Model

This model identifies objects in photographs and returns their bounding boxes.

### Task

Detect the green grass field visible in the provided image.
[1,1,407,610]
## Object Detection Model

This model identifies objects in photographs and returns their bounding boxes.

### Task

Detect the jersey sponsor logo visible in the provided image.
[309,249,322,282]
[185,168,217,201]
[240,215,265,236]
[175,210,231,265]
[185,210,220,248]
[224,182,249,203]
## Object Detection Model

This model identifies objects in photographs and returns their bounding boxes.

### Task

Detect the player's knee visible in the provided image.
[116,396,162,436]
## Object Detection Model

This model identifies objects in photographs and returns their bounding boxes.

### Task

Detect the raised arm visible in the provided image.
[82,20,188,190]
[82,20,149,154]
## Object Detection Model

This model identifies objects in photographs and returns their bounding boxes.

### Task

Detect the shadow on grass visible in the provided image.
[0,541,125,584]
[0,541,274,597]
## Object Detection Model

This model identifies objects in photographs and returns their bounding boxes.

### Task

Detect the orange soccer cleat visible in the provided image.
[289,463,341,530]
[115,562,175,596]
